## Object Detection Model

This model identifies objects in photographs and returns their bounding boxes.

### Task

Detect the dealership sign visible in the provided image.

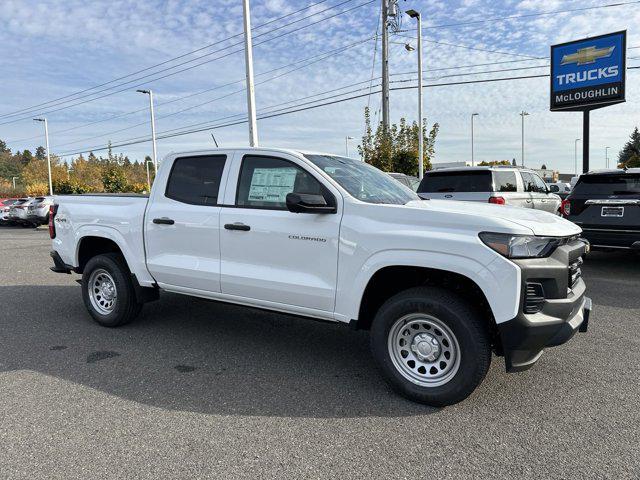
[550,31,626,111]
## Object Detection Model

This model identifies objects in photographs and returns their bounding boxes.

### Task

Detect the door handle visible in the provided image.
[526,199,532,203]
[153,217,175,225]
[224,223,251,231]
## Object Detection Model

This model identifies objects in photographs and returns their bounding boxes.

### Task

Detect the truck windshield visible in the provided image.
[573,174,640,195]
[304,154,419,205]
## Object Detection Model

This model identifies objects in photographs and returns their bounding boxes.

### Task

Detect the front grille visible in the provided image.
[568,257,583,289]
[524,282,545,314]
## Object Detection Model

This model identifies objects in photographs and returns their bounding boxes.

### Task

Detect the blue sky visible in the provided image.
[1,0,639,173]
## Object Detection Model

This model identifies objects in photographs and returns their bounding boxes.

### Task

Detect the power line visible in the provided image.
[53,38,373,149]
[57,62,640,157]
[0,0,374,124]
[6,37,374,145]
[59,68,640,157]
[0,0,336,119]
[418,1,640,30]
[394,33,543,59]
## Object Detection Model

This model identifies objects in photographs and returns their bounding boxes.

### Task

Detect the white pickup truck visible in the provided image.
[49,147,591,406]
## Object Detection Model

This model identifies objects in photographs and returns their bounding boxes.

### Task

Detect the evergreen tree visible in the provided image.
[21,149,33,166]
[0,139,10,154]
[618,127,640,167]
[35,146,46,160]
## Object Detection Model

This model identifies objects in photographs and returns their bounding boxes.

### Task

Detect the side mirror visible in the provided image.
[286,192,336,214]
[549,185,559,193]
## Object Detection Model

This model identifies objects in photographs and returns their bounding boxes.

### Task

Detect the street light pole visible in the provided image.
[33,118,53,195]
[345,136,354,157]
[605,146,610,168]
[136,89,158,173]
[471,113,479,166]
[520,111,529,167]
[406,9,423,179]
[242,0,259,146]
[574,138,581,175]
[12,176,18,190]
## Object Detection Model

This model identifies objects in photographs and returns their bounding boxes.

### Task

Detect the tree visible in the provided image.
[21,149,33,166]
[102,165,128,193]
[511,158,517,166]
[0,139,10,154]
[478,160,510,166]
[35,146,46,160]
[358,107,439,176]
[618,127,640,167]
[541,164,547,170]
[626,153,640,168]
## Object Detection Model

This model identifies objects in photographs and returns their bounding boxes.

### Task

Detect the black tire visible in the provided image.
[81,253,143,327]
[370,286,491,407]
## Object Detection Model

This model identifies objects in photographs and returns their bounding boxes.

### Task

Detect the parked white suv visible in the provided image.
[417,166,562,213]
[49,148,590,406]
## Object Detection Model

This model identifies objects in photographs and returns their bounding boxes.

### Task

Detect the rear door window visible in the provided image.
[492,171,518,192]
[573,174,640,195]
[418,171,492,193]
[165,155,227,205]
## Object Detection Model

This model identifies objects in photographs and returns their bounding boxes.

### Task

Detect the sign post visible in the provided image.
[550,31,626,173]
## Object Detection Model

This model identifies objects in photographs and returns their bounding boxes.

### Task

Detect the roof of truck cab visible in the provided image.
[165,147,337,158]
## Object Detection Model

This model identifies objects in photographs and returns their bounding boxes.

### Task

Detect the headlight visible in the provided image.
[479,232,561,259]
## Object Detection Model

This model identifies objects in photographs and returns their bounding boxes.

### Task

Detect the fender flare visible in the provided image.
[337,249,520,324]
[74,225,155,286]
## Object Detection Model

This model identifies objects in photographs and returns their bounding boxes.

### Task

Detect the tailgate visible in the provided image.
[573,199,640,229]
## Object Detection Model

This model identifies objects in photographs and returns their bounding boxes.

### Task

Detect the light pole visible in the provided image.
[345,136,354,157]
[242,0,259,146]
[33,118,53,195]
[12,176,18,190]
[574,138,581,175]
[471,113,479,166]
[520,111,529,167]
[406,9,424,179]
[605,146,610,169]
[137,89,158,174]
[145,159,153,192]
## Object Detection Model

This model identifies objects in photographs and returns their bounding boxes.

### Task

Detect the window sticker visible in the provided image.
[248,167,297,203]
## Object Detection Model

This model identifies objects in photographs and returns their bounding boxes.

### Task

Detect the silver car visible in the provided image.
[26,196,54,226]
[417,167,562,214]
[7,198,34,226]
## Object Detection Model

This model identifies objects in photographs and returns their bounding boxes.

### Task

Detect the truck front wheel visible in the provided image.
[370,287,491,407]
[81,253,143,327]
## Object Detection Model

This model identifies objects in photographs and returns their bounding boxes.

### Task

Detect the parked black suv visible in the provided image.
[562,169,640,250]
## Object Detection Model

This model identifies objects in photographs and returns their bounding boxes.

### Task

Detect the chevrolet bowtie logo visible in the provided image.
[561,46,615,66]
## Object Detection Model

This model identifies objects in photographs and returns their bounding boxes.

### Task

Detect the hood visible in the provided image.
[404,199,582,237]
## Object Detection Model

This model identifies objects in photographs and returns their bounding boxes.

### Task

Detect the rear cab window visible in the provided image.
[165,155,227,205]
[573,174,640,196]
[418,171,492,193]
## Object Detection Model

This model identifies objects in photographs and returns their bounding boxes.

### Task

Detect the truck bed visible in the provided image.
[52,194,152,285]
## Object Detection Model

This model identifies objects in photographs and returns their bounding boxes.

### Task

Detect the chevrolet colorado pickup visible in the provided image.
[49,148,591,406]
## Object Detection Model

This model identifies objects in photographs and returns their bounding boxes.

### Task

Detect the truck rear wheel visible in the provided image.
[81,253,142,327]
[370,287,491,407]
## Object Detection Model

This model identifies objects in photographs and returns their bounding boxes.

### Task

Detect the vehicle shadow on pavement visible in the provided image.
[0,285,445,418]
[582,251,640,310]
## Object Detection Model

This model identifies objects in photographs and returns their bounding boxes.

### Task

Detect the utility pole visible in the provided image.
[406,9,423,179]
[520,111,529,167]
[136,89,158,173]
[381,0,390,131]
[243,0,259,146]
[33,118,53,195]
[471,113,479,166]
[605,146,610,169]
[574,138,581,176]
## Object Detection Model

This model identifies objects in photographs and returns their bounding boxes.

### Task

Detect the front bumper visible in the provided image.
[497,239,591,372]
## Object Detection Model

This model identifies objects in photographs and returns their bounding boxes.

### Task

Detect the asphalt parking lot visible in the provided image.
[0,227,638,479]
